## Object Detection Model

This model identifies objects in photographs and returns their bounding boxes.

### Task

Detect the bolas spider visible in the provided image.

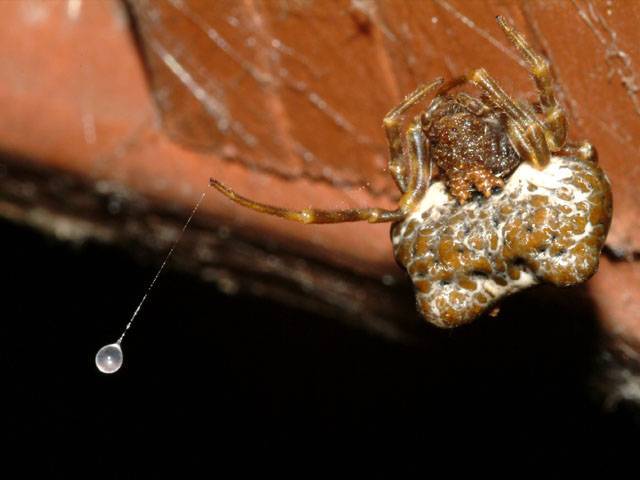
[210,16,612,328]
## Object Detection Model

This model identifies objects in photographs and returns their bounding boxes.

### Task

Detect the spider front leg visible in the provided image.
[210,115,432,224]
[210,108,434,225]
[209,179,405,224]
[397,118,432,211]
[383,78,443,193]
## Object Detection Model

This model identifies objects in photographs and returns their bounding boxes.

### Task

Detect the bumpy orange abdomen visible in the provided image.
[391,155,612,328]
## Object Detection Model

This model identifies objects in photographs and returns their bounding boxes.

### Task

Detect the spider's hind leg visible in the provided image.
[558,141,598,163]
[496,16,567,151]
[469,67,551,169]
[466,17,572,170]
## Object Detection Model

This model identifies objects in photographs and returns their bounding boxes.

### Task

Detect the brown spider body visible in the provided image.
[210,17,613,329]
[425,94,520,204]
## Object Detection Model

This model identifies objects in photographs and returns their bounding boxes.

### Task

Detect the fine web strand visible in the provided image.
[117,191,206,344]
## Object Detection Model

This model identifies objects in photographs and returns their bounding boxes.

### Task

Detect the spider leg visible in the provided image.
[497,16,567,151]
[452,92,494,117]
[469,67,551,169]
[209,179,406,224]
[398,118,431,211]
[383,78,443,193]
[419,76,469,124]
[557,141,598,162]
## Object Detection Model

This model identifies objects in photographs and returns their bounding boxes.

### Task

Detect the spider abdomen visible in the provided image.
[391,155,612,328]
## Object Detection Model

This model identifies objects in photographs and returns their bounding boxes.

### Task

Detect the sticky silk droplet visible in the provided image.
[95,343,123,374]
[94,191,207,374]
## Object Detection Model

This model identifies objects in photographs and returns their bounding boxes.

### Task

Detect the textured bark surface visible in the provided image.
[1,0,639,359]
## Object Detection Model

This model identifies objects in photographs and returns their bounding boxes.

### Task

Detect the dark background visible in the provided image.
[4,217,639,476]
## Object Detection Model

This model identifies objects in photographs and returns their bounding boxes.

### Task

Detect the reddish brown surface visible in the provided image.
[0,0,639,347]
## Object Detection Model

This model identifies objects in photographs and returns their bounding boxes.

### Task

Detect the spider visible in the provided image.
[210,16,612,328]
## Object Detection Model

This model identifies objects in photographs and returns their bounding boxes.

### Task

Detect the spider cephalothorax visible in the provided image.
[210,16,612,328]
[424,93,521,203]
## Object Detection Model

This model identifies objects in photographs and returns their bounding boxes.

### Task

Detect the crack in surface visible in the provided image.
[166,0,273,85]
[151,39,258,148]
[168,0,375,145]
[155,0,381,189]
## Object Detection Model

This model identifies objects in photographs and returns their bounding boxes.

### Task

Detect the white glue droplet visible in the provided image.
[93,191,207,374]
[95,343,123,374]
